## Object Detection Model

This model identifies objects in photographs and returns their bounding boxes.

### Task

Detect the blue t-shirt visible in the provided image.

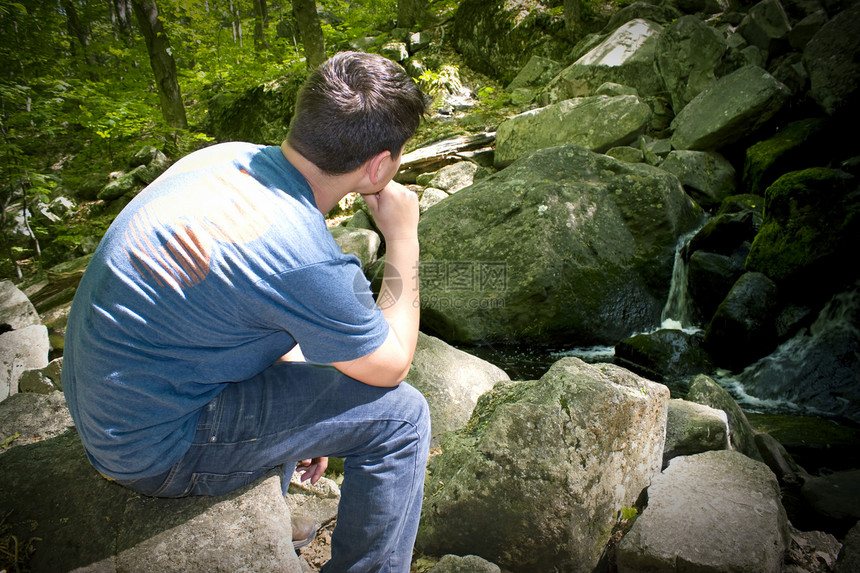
[62,142,389,480]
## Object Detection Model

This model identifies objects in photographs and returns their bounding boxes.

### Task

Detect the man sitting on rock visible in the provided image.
[62,51,431,572]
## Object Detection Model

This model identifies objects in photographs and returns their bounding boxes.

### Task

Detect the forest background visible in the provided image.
[0,0,610,282]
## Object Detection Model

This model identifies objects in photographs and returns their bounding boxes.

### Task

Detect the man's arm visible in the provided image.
[332,181,420,387]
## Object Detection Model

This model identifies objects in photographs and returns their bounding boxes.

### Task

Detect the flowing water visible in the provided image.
[463,229,859,426]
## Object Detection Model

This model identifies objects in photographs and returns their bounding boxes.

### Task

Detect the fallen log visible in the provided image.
[396,132,495,182]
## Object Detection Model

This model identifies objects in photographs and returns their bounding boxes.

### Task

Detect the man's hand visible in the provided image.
[296,457,328,485]
[361,181,419,242]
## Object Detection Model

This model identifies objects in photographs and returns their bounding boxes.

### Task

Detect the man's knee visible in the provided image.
[396,382,431,441]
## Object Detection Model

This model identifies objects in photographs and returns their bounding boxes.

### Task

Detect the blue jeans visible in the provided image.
[116,362,431,573]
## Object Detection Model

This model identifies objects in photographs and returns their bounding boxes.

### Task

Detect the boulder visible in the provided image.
[505,56,563,92]
[1,324,50,401]
[427,554,501,572]
[98,171,139,201]
[0,391,74,447]
[451,0,570,84]
[737,0,792,56]
[659,150,737,209]
[742,117,833,197]
[687,250,746,322]
[688,210,756,257]
[543,19,665,104]
[418,144,702,346]
[745,167,860,298]
[704,272,780,370]
[836,521,860,573]
[423,161,479,194]
[405,332,510,446]
[0,394,303,573]
[686,374,763,461]
[800,470,860,538]
[329,225,381,270]
[614,328,714,382]
[670,65,791,151]
[803,3,860,118]
[17,357,63,394]
[417,357,670,573]
[663,398,729,466]
[380,41,408,62]
[655,15,727,113]
[419,188,449,213]
[616,450,790,573]
[494,95,652,167]
[0,279,41,330]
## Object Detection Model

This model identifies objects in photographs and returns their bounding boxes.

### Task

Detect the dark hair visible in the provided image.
[288,51,431,175]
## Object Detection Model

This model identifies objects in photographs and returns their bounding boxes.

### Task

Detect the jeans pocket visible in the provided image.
[188,470,263,496]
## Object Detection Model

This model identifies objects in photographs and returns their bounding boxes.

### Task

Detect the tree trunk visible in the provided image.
[62,0,98,70]
[292,0,325,68]
[131,0,188,129]
[111,0,136,46]
[564,0,584,39]
[253,0,268,50]
[398,0,426,30]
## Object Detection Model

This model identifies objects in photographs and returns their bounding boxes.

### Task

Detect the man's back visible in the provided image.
[62,142,386,480]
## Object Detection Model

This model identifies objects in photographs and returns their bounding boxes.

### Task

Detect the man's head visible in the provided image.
[288,51,431,176]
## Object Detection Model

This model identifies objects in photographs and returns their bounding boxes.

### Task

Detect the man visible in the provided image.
[62,51,432,572]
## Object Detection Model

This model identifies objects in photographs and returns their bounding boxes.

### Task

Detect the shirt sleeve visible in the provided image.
[247,256,389,364]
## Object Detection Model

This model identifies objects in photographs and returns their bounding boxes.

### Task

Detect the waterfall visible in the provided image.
[660,228,701,332]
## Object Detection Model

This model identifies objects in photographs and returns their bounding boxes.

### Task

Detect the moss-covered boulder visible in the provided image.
[451,0,572,85]
[742,117,833,197]
[417,144,703,346]
[417,357,669,572]
[204,70,306,144]
[745,167,860,299]
[614,328,714,383]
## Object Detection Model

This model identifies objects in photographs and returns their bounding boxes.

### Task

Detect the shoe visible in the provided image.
[292,515,318,550]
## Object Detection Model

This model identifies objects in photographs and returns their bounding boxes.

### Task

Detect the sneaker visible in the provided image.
[292,515,318,550]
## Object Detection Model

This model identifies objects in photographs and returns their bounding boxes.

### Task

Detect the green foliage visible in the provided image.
[619,506,638,520]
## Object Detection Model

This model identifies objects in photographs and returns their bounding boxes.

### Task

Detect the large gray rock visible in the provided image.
[686,374,763,461]
[543,19,665,104]
[418,144,702,346]
[670,65,790,151]
[803,3,860,117]
[655,15,727,113]
[506,55,563,92]
[0,394,302,573]
[417,357,670,573]
[0,391,74,446]
[329,225,381,270]
[616,450,790,573]
[737,0,792,54]
[1,324,50,401]
[659,150,737,209]
[0,279,41,330]
[406,332,509,446]
[663,398,729,467]
[494,95,652,167]
[423,161,479,194]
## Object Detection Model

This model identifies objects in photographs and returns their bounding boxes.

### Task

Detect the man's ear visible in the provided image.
[366,150,392,185]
